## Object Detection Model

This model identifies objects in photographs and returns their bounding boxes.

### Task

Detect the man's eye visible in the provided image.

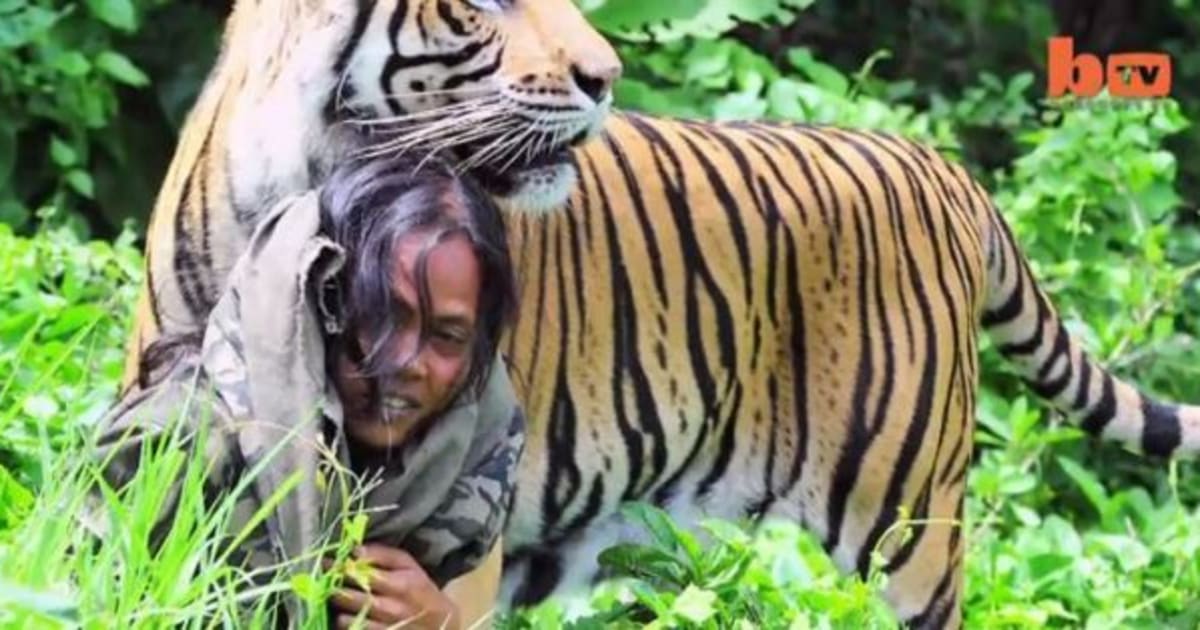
[435,328,468,344]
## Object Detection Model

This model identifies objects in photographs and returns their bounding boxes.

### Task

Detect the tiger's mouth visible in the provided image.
[448,127,589,197]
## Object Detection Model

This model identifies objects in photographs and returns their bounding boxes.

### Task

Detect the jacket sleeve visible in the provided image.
[84,351,242,546]
[402,356,527,586]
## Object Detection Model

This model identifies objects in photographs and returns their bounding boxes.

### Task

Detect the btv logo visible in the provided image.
[1047,37,1172,98]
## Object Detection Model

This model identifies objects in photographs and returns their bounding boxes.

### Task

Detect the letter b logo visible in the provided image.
[1047,37,1103,97]
[1047,36,1173,98]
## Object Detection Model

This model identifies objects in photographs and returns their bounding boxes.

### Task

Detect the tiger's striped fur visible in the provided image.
[496,114,1200,628]
[124,1,1200,627]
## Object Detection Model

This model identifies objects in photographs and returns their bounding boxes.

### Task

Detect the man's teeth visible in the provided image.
[382,397,417,413]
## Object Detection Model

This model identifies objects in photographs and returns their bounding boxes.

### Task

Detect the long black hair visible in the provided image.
[317,155,517,400]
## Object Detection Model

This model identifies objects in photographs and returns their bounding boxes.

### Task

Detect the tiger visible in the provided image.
[122,0,1200,627]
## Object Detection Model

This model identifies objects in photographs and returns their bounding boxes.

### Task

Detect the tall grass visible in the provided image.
[0,394,370,628]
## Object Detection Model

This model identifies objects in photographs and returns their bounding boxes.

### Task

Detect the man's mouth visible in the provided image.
[380,395,421,422]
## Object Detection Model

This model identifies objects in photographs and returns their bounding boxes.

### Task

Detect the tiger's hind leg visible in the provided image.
[876,481,967,629]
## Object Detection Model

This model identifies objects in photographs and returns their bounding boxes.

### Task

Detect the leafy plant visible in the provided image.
[500,504,897,629]
[0,222,140,495]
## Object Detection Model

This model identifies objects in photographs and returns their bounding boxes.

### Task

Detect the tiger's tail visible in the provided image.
[981,207,1200,457]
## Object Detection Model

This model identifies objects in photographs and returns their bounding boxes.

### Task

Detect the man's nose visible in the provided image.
[391,332,428,380]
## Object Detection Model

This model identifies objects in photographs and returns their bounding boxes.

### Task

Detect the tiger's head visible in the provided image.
[336,0,621,213]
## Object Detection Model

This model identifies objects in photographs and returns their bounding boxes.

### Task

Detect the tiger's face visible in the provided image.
[341,0,621,213]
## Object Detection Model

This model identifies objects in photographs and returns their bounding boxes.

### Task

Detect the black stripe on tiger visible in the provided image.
[1028,323,1074,400]
[509,551,563,607]
[563,163,589,352]
[441,44,503,91]
[380,24,497,114]
[980,217,1028,328]
[677,125,754,310]
[582,147,654,503]
[697,383,744,498]
[541,370,582,538]
[844,136,941,576]
[867,133,972,522]
[436,0,467,36]
[1141,396,1183,456]
[624,116,725,505]
[605,125,668,306]
[322,0,379,126]
[995,290,1048,356]
[803,129,899,554]
[909,557,958,630]
[172,161,216,321]
[1081,370,1117,435]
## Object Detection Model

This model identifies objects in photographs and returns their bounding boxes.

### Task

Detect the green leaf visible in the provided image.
[22,393,59,420]
[0,463,33,528]
[41,304,104,339]
[53,52,91,78]
[66,170,94,198]
[49,136,77,168]
[0,6,56,49]
[85,0,137,31]
[583,0,707,34]
[671,585,717,624]
[95,51,150,87]
[289,573,320,601]
[597,543,687,584]
[1057,456,1109,518]
[0,198,28,227]
[623,503,680,551]
[787,48,849,96]
[1027,552,1074,582]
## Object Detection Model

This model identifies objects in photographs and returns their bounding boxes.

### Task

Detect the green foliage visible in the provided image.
[500,504,897,629]
[991,99,1200,402]
[0,408,373,628]
[0,223,140,494]
[0,0,153,231]
[581,0,812,42]
[0,0,221,236]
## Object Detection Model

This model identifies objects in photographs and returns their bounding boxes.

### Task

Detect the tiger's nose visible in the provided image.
[571,61,621,104]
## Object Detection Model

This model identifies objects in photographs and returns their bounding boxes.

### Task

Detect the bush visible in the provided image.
[0,223,139,500]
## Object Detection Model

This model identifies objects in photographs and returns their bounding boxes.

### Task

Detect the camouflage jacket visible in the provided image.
[91,192,525,617]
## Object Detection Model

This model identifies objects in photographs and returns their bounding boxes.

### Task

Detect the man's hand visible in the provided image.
[329,544,461,630]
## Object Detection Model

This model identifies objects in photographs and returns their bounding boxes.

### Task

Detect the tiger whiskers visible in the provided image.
[345,97,506,140]
[352,97,517,161]
[456,109,559,174]
[456,127,526,173]
[416,118,523,172]
[487,111,559,175]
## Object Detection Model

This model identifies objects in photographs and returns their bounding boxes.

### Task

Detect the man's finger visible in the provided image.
[332,588,416,624]
[368,567,426,599]
[329,587,372,615]
[355,544,421,571]
[334,613,387,630]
